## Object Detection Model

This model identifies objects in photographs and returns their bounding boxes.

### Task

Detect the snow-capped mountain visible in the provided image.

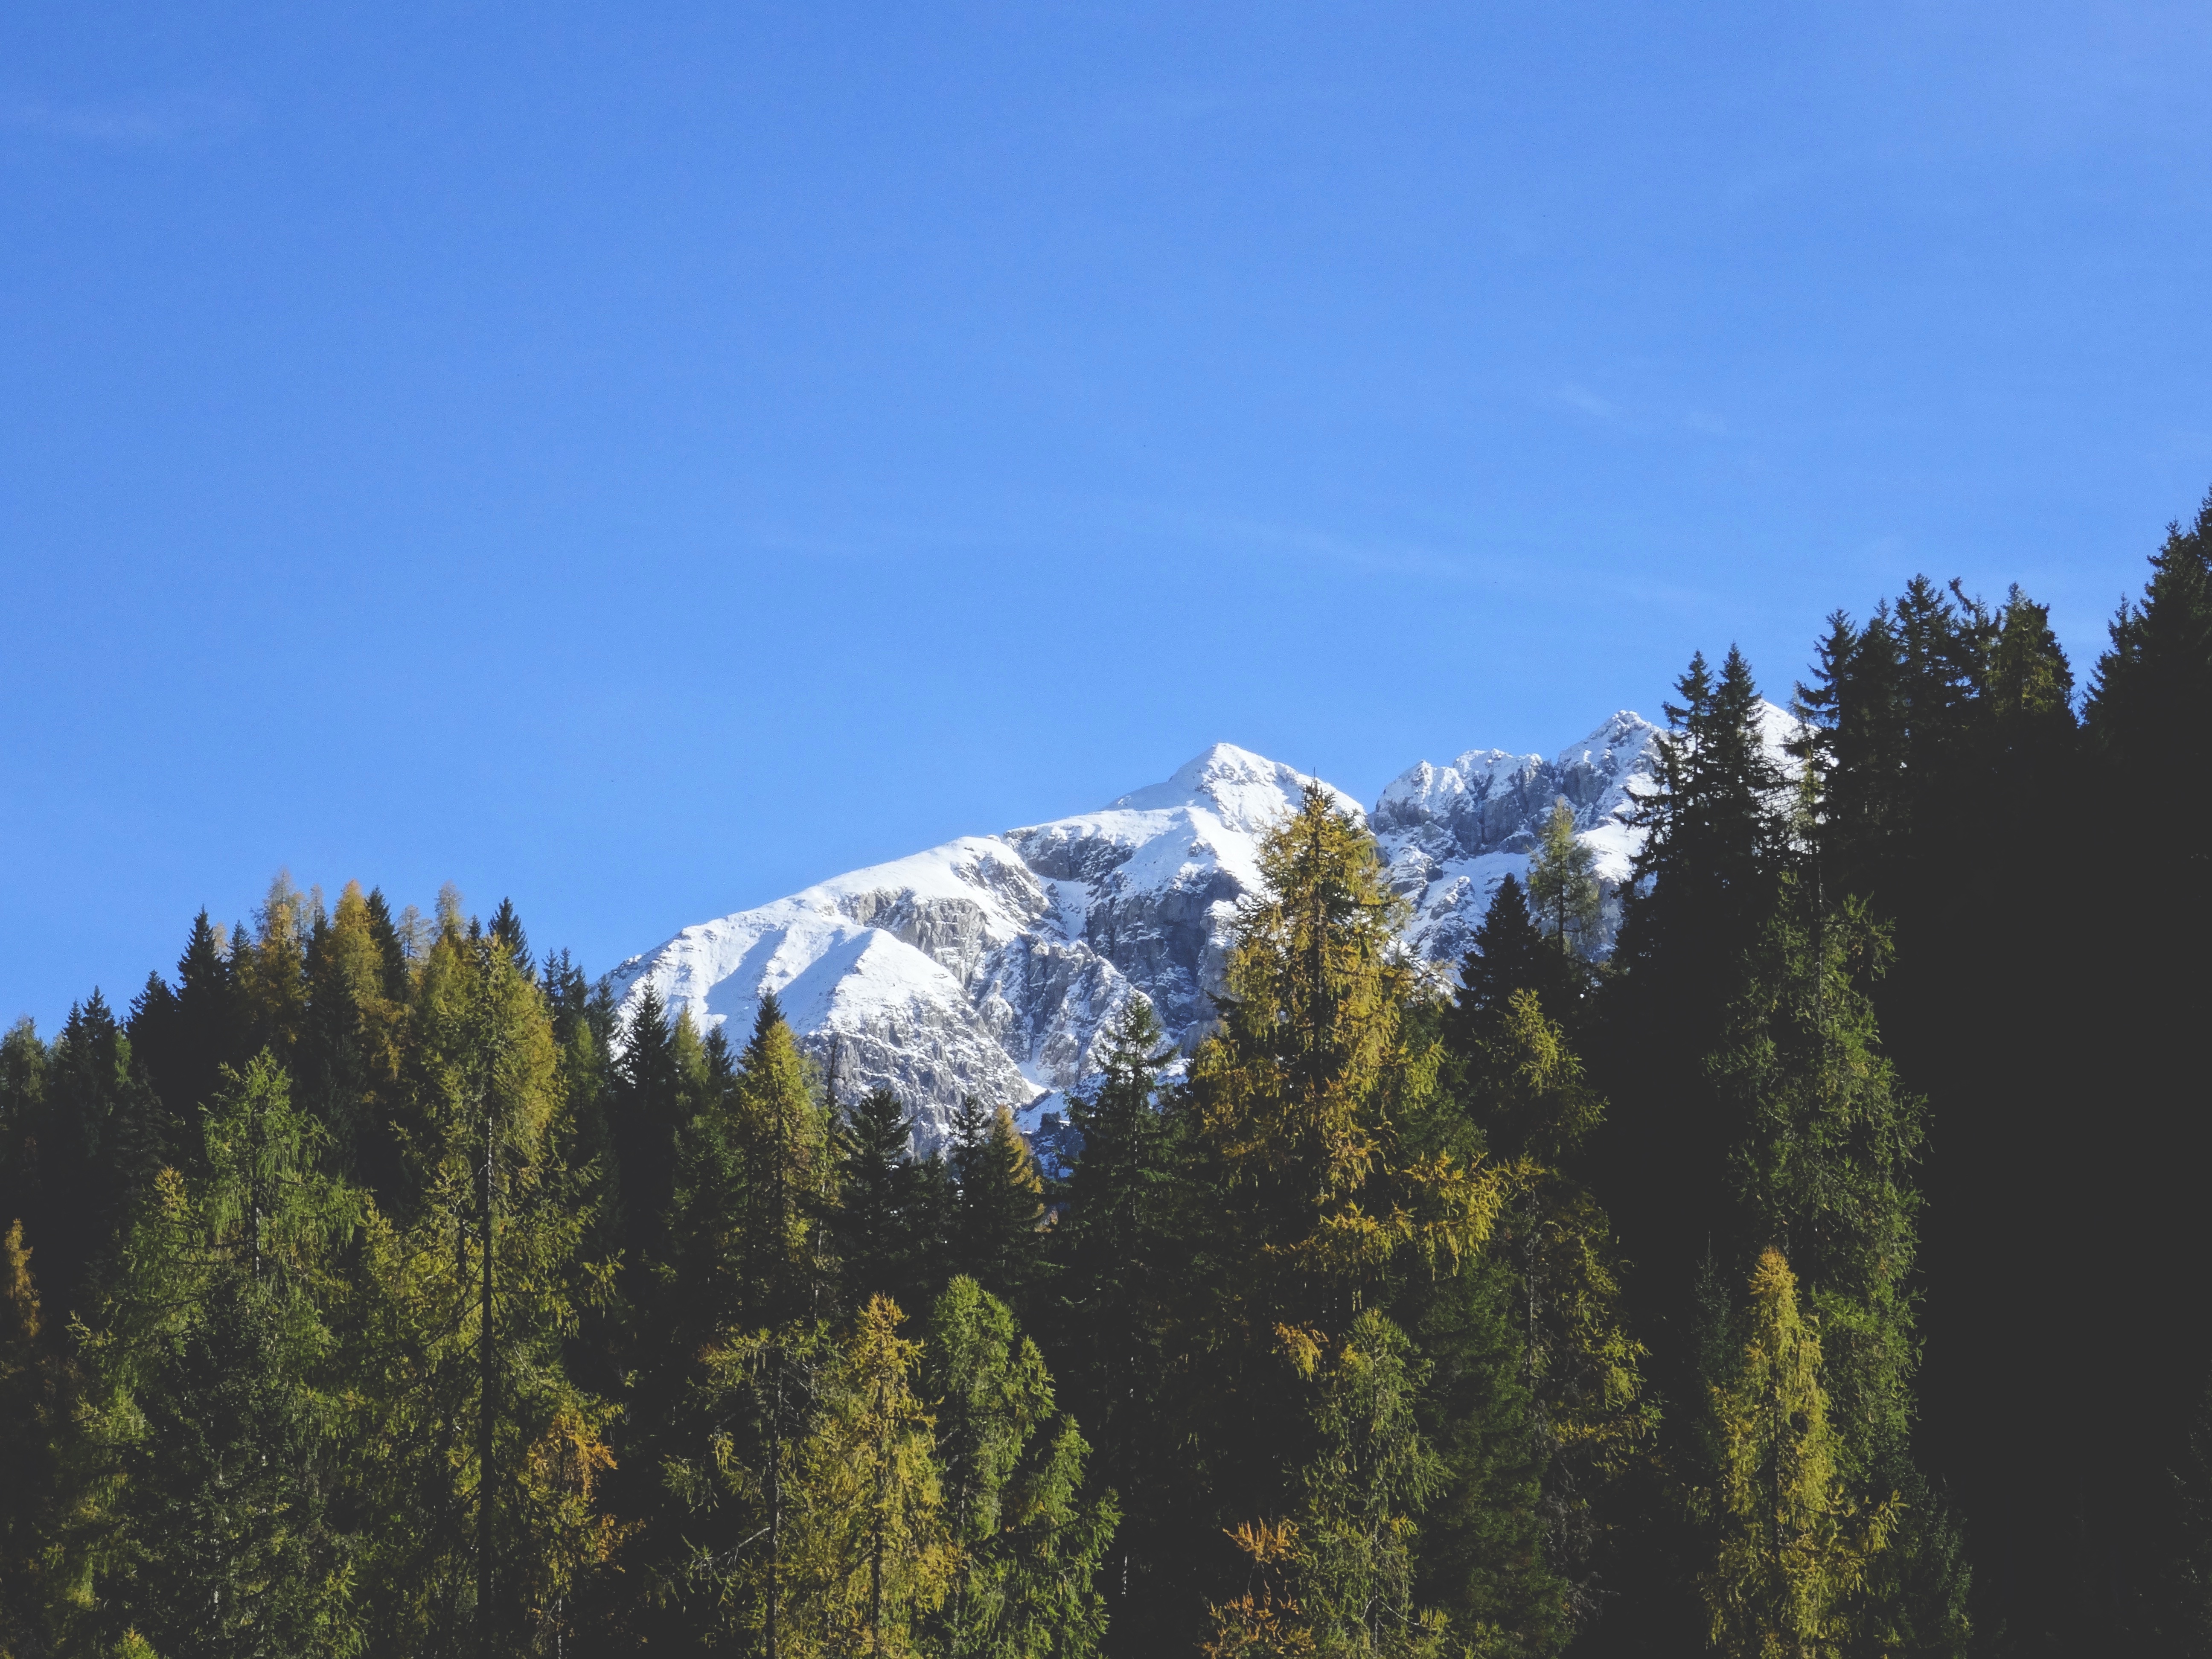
[608,707,1789,1149]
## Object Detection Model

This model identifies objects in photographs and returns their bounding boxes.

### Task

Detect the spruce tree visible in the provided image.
[950,1096,1045,1312]
[1051,999,1181,1642]
[1449,873,1587,1051]
[922,1275,1114,1659]
[76,1054,366,1659]
[834,1084,937,1316]
[611,983,688,1280]
[22,992,164,1316]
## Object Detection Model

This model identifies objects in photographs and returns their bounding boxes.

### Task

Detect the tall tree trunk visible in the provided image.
[480,1105,495,1655]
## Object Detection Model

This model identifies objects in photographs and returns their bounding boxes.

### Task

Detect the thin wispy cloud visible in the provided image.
[1553,381,1619,420]
[0,91,254,147]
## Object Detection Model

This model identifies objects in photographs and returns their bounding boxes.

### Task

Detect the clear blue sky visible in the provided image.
[5,3,2208,1033]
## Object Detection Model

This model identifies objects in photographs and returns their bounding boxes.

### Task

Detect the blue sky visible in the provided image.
[5,3,2209,1032]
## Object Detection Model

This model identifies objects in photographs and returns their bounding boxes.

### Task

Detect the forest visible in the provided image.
[3,490,2210,1659]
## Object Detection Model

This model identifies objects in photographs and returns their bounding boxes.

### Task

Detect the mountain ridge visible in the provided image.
[608,708,1790,1148]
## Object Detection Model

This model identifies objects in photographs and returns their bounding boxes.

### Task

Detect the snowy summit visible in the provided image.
[609,712,1788,1148]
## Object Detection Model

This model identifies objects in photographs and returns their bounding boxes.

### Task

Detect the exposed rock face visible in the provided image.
[608,710,1789,1149]
[608,745,1357,1149]
[1373,710,1664,966]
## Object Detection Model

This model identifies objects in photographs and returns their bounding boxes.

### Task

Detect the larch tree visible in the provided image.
[358,914,618,1657]
[1525,800,1600,963]
[1700,1249,1892,1659]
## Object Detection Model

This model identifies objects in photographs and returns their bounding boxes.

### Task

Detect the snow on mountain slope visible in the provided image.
[610,710,1792,1147]
[608,745,1356,1147]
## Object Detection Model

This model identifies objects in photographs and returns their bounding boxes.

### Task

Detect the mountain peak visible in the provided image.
[611,709,1796,1150]
[1106,742,1359,830]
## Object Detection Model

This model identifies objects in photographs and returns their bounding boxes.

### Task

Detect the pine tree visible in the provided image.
[1700,1249,1894,1659]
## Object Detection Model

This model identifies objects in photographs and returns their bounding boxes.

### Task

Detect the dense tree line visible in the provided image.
[2,489,2209,1655]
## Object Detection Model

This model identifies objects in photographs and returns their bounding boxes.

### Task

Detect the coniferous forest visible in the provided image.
[3,495,2210,1658]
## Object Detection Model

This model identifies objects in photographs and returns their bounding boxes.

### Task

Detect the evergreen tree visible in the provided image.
[950,1097,1046,1312]
[1209,1311,1449,1659]
[128,910,253,1169]
[0,1017,49,1262]
[660,993,837,1655]
[611,983,688,1279]
[835,1085,938,1316]
[487,898,533,982]
[20,992,165,1317]
[923,1276,1115,1659]
[1453,988,1651,1638]
[1448,875,1587,1053]
[1710,882,1969,1655]
[0,1219,77,1659]
[76,1054,365,1659]
[1050,999,1181,1643]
